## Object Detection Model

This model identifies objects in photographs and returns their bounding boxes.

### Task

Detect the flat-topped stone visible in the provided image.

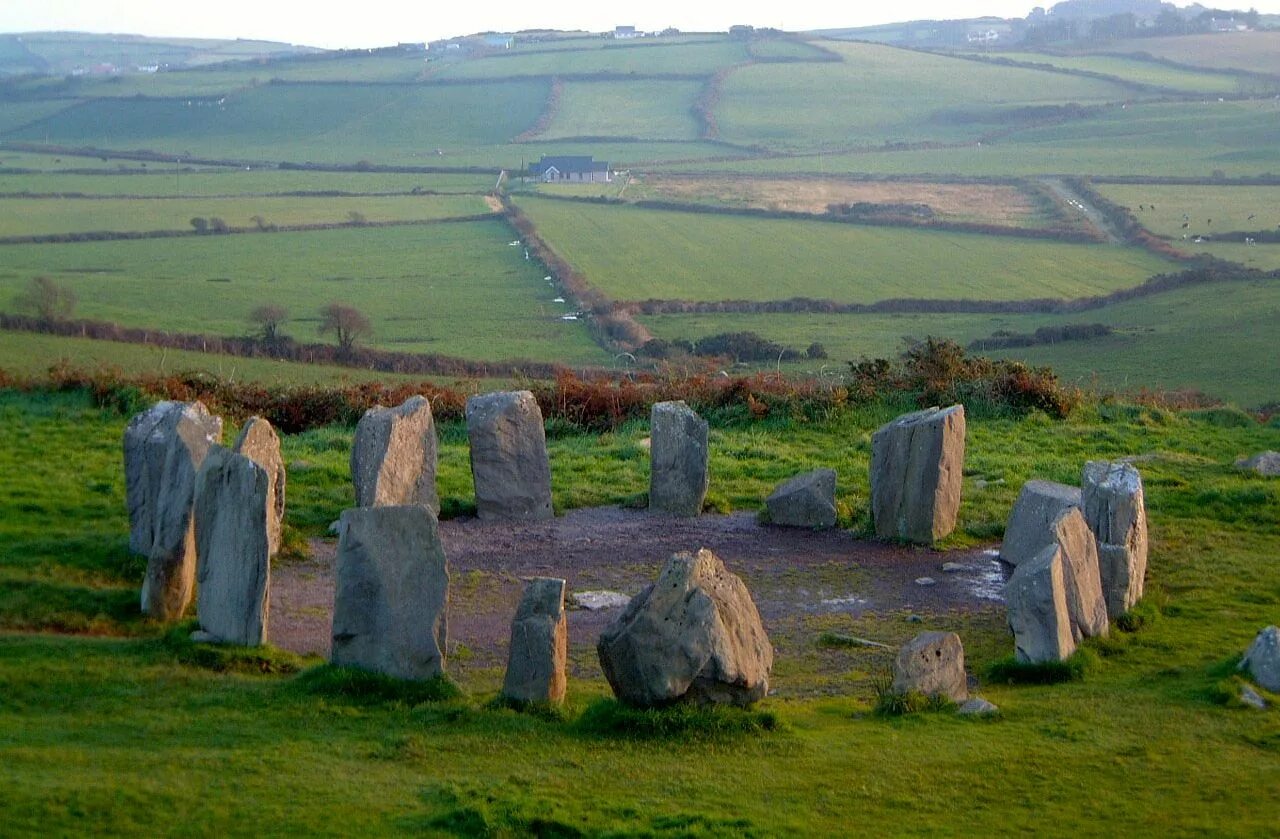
[1000,479,1082,567]
[869,405,965,544]
[465,391,553,521]
[649,401,709,517]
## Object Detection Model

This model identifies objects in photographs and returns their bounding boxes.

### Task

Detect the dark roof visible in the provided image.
[533,155,609,173]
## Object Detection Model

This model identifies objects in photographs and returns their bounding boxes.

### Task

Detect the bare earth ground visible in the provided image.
[271,507,1006,692]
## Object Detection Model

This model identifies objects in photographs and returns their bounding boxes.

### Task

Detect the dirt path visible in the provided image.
[1039,177,1125,244]
[271,507,1006,684]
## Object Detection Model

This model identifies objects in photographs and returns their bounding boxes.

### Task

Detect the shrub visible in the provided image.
[985,650,1094,685]
[291,664,462,704]
[573,698,778,738]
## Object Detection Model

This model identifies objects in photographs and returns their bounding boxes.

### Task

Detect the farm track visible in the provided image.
[1039,177,1125,244]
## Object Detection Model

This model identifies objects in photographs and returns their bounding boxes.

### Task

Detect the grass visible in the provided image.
[431,38,750,80]
[1095,31,1280,76]
[0,169,497,197]
[1096,184,1280,238]
[986,51,1243,94]
[542,79,704,141]
[514,195,1173,303]
[0,220,609,365]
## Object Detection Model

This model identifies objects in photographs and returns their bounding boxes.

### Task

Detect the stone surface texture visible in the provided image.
[124,400,223,620]
[501,577,568,705]
[765,468,837,529]
[891,631,969,702]
[465,391,553,520]
[869,405,965,543]
[1239,625,1280,692]
[958,697,999,716]
[331,506,449,680]
[193,447,270,646]
[1051,507,1110,641]
[1005,545,1077,663]
[597,549,773,708]
[648,401,710,517]
[1236,451,1280,477]
[232,417,287,557]
[1082,460,1148,616]
[351,396,439,515]
[1000,480,1082,567]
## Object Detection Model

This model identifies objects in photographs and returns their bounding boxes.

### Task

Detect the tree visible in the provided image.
[190,217,209,234]
[318,303,371,355]
[14,276,76,322]
[249,304,289,344]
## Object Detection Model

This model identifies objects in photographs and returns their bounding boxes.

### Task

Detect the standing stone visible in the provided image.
[1051,507,1109,641]
[465,391,552,521]
[351,396,439,515]
[649,401,709,517]
[892,631,968,702]
[1235,451,1280,477]
[765,469,837,529]
[1082,460,1148,616]
[1000,480,1081,567]
[331,506,449,680]
[501,577,568,706]
[193,448,270,646]
[1005,545,1077,663]
[597,549,773,708]
[1239,625,1280,692]
[233,417,286,557]
[869,405,965,543]
[124,400,223,620]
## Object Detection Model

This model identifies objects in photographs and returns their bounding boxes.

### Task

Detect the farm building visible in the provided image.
[531,155,612,183]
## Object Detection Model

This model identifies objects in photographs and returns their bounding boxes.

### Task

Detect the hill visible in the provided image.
[0,31,320,77]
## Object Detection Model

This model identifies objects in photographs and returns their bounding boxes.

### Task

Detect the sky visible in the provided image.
[2,0,1253,49]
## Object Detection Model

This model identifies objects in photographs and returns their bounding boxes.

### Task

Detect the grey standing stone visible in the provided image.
[649,401,709,517]
[193,448,270,646]
[501,577,568,706]
[1082,460,1148,616]
[1051,507,1109,641]
[1239,625,1280,692]
[1000,480,1081,567]
[351,396,439,515]
[597,548,773,708]
[124,400,223,620]
[765,469,837,529]
[331,506,449,680]
[1236,451,1280,477]
[891,631,968,702]
[869,404,965,544]
[232,417,286,557]
[1005,544,1077,663]
[465,391,553,521]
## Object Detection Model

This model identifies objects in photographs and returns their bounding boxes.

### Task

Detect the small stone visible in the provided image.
[501,577,568,706]
[1000,480,1081,567]
[1236,451,1280,477]
[351,395,439,514]
[915,576,937,586]
[1240,684,1267,710]
[958,697,999,716]
[570,590,631,611]
[891,631,968,702]
[941,562,966,573]
[1239,625,1280,692]
[765,469,837,529]
[869,405,966,544]
[465,391,553,521]
[649,401,710,517]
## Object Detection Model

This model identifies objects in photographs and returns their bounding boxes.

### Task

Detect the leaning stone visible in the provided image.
[124,400,223,620]
[892,631,968,702]
[765,468,837,529]
[1052,508,1109,641]
[331,506,449,680]
[597,548,773,708]
[649,401,710,517]
[351,395,439,515]
[1005,544,1076,664]
[869,405,965,543]
[1082,460,1148,616]
[193,448,270,646]
[958,697,999,716]
[502,577,568,706]
[465,391,553,520]
[1000,480,1081,567]
[1239,625,1280,692]
[232,417,286,557]
[1236,451,1280,477]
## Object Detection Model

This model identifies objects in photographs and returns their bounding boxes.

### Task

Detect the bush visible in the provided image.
[693,331,801,363]
[985,650,1095,685]
[573,698,778,738]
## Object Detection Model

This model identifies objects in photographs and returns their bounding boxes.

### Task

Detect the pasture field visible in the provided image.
[0,388,1277,833]
[0,221,608,365]
[431,39,750,79]
[513,196,1172,303]
[0,169,497,197]
[0,151,155,171]
[1094,184,1280,237]
[0,194,491,237]
[1095,31,1280,76]
[715,40,1140,152]
[638,278,1280,408]
[746,38,836,61]
[0,100,81,135]
[541,79,705,140]
[982,52,1242,94]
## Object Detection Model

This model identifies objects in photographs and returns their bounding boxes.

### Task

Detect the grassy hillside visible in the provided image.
[542,79,704,140]
[1095,31,1280,75]
[983,52,1243,94]
[0,169,496,197]
[431,38,750,79]
[0,31,317,76]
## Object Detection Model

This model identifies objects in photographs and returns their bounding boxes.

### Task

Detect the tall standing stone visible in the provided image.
[501,577,568,706]
[233,417,286,557]
[124,400,223,620]
[1082,460,1148,616]
[892,631,968,702]
[1051,507,1110,641]
[193,448,270,646]
[597,548,773,708]
[869,405,965,543]
[649,401,709,517]
[1005,545,1077,663]
[465,391,553,521]
[331,505,449,680]
[351,396,438,515]
[765,468,837,529]
[1000,480,1081,567]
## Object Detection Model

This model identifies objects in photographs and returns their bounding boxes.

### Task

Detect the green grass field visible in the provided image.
[986,52,1242,94]
[514,196,1173,303]
[1096,31,1280,75]
[430,38,749,79]
[1095,183,1280,235]
[0,221,608,365]
[0,168,496,197]
[542,79,704,140]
